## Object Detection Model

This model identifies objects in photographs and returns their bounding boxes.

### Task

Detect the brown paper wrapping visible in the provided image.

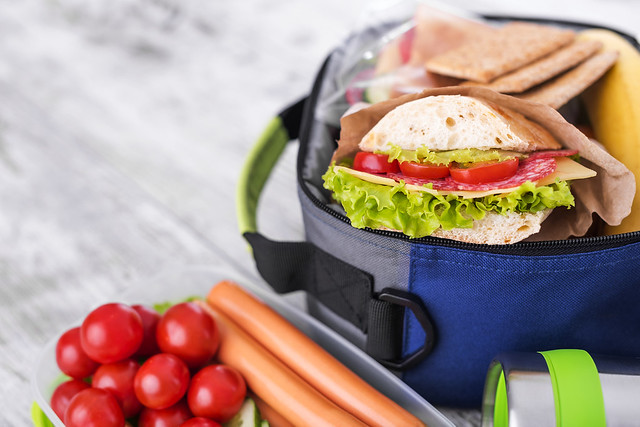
[331,86,635,240]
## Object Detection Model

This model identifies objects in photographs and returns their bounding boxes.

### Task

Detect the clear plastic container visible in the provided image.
[31,265,454,427]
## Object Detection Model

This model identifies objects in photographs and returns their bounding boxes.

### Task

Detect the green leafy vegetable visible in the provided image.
[322,165,574,238]
[153,296,202,315]
[377,145,522,165]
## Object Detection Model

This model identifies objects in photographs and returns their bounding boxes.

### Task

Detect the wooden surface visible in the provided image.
[1,1,637,426]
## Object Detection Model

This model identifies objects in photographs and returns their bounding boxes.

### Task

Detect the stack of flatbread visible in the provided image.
[425,22,618,109]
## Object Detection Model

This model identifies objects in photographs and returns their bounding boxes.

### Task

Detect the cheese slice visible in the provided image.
[335,156,596,199]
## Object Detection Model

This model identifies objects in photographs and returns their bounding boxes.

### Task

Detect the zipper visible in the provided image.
[296,19,640,257]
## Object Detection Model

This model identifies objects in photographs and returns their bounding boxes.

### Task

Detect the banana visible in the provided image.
[578,29,640,234]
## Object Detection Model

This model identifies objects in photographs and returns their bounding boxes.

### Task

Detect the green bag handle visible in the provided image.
[236,98,305,236]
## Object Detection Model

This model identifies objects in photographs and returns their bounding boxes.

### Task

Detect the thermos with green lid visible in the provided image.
[482,349,640,426]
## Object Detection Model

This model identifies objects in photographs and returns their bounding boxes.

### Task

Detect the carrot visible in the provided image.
[207,281,425,427]
[249,392,295,427]
[195,301,367,427]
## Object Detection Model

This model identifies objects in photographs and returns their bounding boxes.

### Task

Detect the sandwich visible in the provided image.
[322,94,598,244]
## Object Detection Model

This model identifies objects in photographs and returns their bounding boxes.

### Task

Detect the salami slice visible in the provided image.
[388,156,557,192]
[528,149,578,159]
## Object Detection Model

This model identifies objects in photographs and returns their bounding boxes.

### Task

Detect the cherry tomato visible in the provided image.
[56,327,100,379]
[449,158,519,184]
[50,379,90,421]
[352,152,400,174]
[180,417,222,427]
[92,359,142,418]
[187,365,246,422]
[64,388,125,427]
[156,302,219,369]
[134,353,190,409]
[81,303,144,364]
[399,161,450,179]
[138,399,192,427]
[132,304,161,357]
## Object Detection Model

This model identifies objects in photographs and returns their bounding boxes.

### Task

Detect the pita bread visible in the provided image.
[358,95,561,153]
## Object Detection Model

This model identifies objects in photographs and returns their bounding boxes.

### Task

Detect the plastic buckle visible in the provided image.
[377,288,435,370]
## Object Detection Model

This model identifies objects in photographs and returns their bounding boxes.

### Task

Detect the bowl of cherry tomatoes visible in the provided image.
[32,266,453,427]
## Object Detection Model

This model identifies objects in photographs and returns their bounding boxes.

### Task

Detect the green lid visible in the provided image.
[494,369,509,426]
[539,349,606,427]
[492,349,607,426]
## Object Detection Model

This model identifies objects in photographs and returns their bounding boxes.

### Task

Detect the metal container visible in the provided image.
[482,349,640,426]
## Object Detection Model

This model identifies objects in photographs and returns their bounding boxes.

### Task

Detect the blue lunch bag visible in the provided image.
[236,16,640,407]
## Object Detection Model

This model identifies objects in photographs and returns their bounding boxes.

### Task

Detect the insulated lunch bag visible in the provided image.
[237,15,640,407]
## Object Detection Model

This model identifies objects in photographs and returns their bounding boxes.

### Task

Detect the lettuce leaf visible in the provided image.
[322,166,574,238]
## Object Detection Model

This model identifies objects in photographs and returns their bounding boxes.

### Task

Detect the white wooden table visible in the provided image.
[1,1,637,426]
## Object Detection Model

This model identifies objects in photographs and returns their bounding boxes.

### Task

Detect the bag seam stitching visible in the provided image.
[313,253,366,328]
[412,255,640,274]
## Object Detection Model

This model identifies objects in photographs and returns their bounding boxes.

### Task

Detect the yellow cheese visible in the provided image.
[535,156,597,186]
[335,157,596,199]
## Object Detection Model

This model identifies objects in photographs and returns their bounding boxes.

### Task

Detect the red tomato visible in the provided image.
[50,379,90,421]
[352,152,400,174]
[187,365,246,422]
[81,303,144,364]
[138,400,192,427]
[92,359,142,418]
[132,304,161,357]
[56,327,100,379]
[450,158,519,184]
[180,418,222,427]
[64,388,125,427]
[399,161,450,179]
[156,302,219,369]
[134,353,190,409]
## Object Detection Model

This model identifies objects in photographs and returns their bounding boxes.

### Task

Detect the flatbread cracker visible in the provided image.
[518,50,619,109]
[462,40,602,93]
[425,22,575,83]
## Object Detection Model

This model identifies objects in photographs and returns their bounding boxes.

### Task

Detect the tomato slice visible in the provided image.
[352,152,399,174]
[449,158,519,184]
[399,161,450,179]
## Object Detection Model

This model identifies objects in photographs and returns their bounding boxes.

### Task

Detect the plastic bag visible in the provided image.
[315,0,491,126]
